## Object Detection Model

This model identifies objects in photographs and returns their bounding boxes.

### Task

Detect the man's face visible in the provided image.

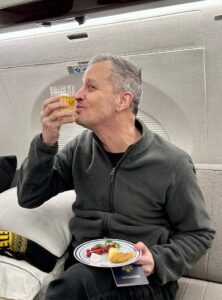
[75,61,119,130]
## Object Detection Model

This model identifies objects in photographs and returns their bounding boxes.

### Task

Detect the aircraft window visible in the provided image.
[137,110,170,142]
[58,110,170,149]
[59,122,84,149]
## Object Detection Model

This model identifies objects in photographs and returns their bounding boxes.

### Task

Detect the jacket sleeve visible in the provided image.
[149,156,215,285]
[17,134,74,208]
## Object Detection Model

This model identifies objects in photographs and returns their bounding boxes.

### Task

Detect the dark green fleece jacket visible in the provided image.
[17,119,215,285]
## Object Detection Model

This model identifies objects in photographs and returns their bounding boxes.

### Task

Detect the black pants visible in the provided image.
[45,263,178,300]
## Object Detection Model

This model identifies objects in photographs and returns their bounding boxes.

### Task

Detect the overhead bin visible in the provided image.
[0,10,202,68]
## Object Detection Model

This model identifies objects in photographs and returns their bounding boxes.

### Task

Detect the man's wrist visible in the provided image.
[40,134,58,147]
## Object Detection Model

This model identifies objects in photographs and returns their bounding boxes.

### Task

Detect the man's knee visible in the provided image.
[46,264,92,299]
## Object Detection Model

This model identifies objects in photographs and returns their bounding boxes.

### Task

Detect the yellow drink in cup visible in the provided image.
[58,95,76,112]
[50,85,76,112]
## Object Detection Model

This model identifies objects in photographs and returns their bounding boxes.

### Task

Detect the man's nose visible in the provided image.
[75,87,84,100]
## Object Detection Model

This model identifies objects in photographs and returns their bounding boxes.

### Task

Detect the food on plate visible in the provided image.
[86,238,120,257]
[109,251,135,263]
[90,253,101,263]
[108,247,119,261]
[85,238,136,265]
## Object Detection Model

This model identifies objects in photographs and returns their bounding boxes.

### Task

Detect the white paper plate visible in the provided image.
[73,238,141,268]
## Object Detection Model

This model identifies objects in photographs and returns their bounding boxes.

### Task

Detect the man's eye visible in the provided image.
[88,85,96,91]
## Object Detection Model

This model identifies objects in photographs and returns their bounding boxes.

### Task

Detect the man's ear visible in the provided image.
[116,91,133,112]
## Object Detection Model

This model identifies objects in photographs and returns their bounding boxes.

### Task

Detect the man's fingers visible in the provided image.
[47,110,75,122]
[42,99,70,119]
[134,241,148,253]
[59,115,76,125]
[134,241,155,276]
[40,96,76,146]
[42,96,60,109]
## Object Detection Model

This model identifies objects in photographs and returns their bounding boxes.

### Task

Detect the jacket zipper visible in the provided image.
[108,143,133,212]
[104,144,134,234]
[109,167,115,212]
[103,167,115,236]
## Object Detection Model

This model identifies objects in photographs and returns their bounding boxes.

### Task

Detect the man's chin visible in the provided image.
[75,118,88,129]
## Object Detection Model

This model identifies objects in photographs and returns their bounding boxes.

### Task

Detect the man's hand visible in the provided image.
[134,241,155,276]
[40,96,76,146]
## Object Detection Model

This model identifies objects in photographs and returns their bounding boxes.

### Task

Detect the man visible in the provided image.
[17,54,215,299]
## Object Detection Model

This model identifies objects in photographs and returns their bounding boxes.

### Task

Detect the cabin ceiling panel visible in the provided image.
[126,10,203,55]
[0,10,202,69]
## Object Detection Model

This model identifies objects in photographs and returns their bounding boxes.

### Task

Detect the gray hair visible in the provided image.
[88,54,142,115]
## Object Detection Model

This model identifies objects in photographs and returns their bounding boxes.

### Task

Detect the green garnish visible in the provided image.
[105,238,113,244]
[104,238,120,249]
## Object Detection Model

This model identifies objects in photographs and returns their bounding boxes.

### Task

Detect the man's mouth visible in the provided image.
[76,105,84,110]
[75,105,85,114]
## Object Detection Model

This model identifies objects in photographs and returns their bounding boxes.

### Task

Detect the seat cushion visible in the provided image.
[0,254,66,300]
[176,277,222,300]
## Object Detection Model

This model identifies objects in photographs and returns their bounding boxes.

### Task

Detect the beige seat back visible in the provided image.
[185,164,222,284]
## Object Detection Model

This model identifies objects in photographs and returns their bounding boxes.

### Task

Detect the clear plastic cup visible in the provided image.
[50,84,76,112]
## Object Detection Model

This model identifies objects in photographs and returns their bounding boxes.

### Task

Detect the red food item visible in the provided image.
[86,240,120,257]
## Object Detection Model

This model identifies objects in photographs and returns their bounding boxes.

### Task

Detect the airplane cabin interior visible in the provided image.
[0,0,221,299]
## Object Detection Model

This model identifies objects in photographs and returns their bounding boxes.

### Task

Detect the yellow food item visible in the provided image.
[110,251,135,263]
[108,247,119,261]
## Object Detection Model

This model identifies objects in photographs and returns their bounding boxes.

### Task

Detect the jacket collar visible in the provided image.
[93,118,155,157]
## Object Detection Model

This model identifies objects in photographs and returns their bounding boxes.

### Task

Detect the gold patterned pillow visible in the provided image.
[0,230,57,272]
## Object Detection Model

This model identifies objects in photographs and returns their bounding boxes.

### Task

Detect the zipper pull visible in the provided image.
[110,168,115,182]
